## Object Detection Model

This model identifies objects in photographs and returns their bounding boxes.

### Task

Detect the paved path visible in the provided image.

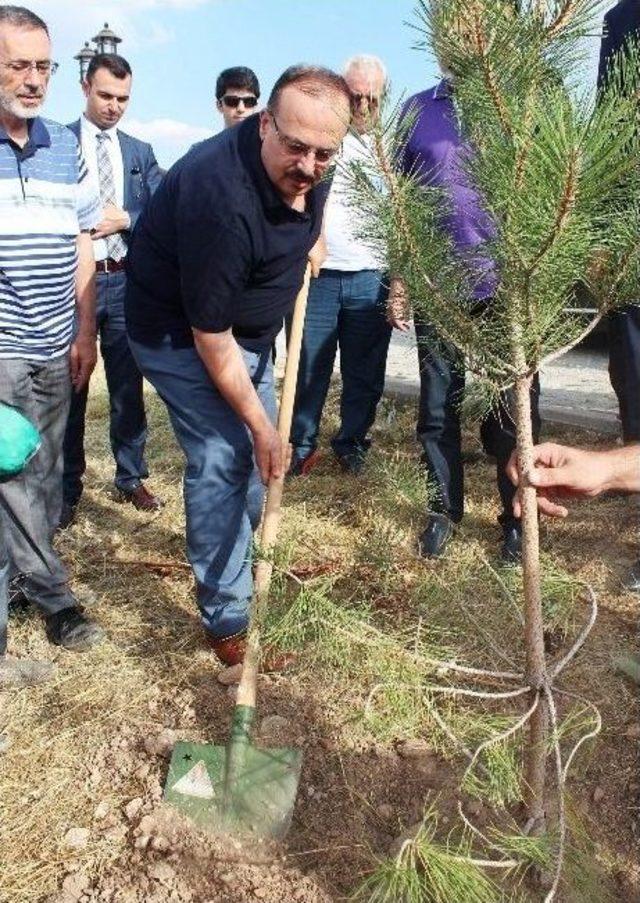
[277,328,620,435]
[384,329,619,435]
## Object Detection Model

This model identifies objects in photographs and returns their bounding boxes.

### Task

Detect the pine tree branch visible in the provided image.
[536,310,604,372]
[545,1,579,40]
[526,148,578,278]
[469,6,513,137]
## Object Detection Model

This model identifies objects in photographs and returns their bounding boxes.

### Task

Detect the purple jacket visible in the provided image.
[399,81,496,300]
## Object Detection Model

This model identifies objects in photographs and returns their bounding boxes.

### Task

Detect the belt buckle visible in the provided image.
[97,259,109,274]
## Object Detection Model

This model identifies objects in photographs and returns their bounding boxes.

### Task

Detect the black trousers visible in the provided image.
[609,304,640,443]
[415,319,541,527]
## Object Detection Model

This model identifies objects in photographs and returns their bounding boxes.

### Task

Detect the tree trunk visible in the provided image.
[513,372,549,834]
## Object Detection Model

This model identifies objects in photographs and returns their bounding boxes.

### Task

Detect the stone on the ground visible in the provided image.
[258,715,292,739]
[142,729,177,758]
[0,734,10,754]
[60,871,90,902]
[376,803,394,820]
[124,797,144,822]
[593,786,605,805]
[63,827,90,850]
[147,861,176,886]
[92,801,109,820]
[150,834,171,853]
[217,663,243,686]
[0,655,54,687]
[396,738,432,759]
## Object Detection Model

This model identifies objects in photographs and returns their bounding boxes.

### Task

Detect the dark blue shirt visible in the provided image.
[125,114,327,351]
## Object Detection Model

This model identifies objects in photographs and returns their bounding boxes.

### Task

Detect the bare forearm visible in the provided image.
[192,328,270,433]
[75,233,96,335]
[600,445,640,494]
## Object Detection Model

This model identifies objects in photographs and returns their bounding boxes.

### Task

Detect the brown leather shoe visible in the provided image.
[205,630,295,673]
[206,630,247,666]
[118,484,164,511]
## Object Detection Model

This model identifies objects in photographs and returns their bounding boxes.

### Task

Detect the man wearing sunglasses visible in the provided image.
[289,55,391,477]
[126,65,350,667]
[215,66,260,129]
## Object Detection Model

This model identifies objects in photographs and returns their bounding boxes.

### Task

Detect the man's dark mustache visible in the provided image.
[288,170,314,183]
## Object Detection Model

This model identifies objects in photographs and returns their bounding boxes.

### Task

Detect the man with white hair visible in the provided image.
[289,54,391,476]
[0,5,104,653]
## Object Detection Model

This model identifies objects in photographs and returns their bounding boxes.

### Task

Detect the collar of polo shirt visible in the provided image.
[0,116,50,148]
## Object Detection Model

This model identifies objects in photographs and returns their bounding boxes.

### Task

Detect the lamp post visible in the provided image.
[74,23,123,82]
[73,42,96,83]
[92,23,123,56]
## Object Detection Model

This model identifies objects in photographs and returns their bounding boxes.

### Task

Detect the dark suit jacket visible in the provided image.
[68,119,163,241]
[598,0,640,87]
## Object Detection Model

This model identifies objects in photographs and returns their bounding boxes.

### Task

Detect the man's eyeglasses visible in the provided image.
[221,94,258,109]
[268,111,339,165]
[0,59,58,76]
[350,92,380,108]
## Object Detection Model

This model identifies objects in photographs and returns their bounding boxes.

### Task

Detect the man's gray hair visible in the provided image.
[0,5,49,34]
[343,54,387,85]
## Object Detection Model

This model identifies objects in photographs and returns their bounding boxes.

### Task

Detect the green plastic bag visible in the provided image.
[0,403,41,479]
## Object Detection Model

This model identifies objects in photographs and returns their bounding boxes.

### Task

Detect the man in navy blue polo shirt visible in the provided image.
[126,65,350,666]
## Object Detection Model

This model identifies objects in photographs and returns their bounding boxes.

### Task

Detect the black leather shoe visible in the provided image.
[419,514,454,559]
[45,607,105,652]
[501,522,522,565]
[623,558,640,593]
[336,451,366,476]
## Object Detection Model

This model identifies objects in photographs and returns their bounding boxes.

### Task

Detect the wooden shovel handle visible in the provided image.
[235,264,312,709]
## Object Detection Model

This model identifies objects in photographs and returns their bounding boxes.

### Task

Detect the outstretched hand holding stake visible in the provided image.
[508,442,640,518]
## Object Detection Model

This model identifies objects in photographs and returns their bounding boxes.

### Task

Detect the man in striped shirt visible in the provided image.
[0,6,104,654]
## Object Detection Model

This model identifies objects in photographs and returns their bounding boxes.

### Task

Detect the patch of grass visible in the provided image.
[497,557,584,635]
[351,808,508,903]
[462,739,523,808]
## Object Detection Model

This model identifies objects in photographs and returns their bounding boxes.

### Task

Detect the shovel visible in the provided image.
[164,264,312,840]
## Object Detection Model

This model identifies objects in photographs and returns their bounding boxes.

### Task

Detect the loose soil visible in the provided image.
[0,371,638,903]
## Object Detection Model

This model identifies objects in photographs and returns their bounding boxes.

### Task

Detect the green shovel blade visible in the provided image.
[164,740,302,840]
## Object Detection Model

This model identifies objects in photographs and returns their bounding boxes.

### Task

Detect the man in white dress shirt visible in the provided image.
[289,55,391,475]
[61,53,164,527]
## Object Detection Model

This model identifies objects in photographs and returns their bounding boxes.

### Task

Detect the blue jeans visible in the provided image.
[290,269,391,462]
[129,336,276,639]
[63,270,148,506]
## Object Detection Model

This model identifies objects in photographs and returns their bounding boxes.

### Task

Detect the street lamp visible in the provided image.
[92,23,122,56]
[74,23,123,82]
[73,41,96,83]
